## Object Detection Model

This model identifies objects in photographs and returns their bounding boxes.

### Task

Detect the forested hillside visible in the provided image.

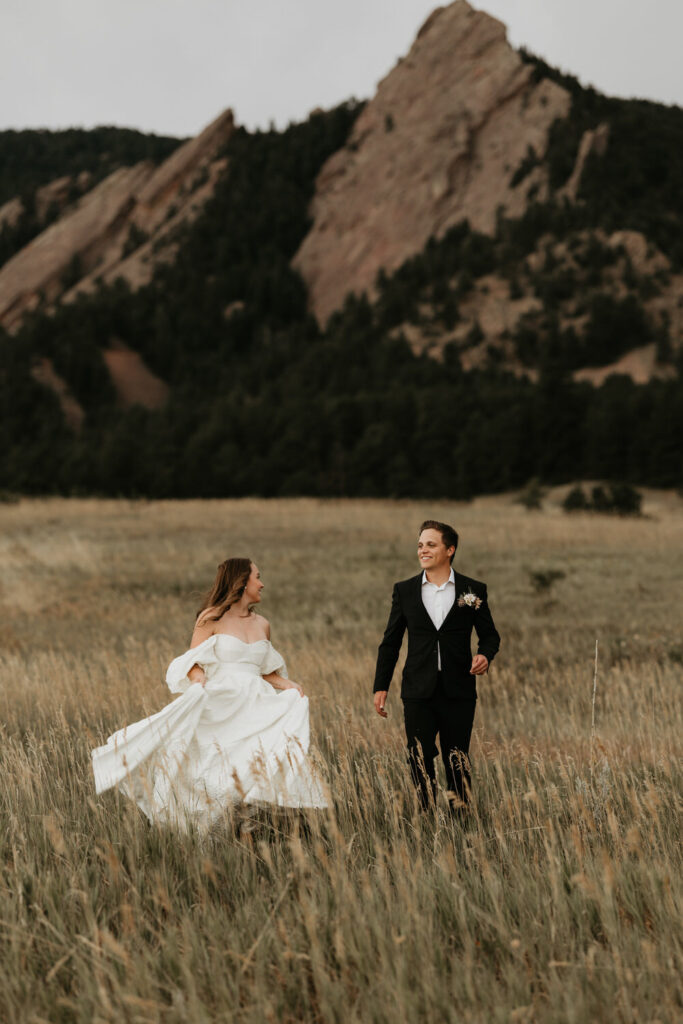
[521,52,683,267]
[0,127,183,268]
[1,59,682,499]
[0,126,183,205]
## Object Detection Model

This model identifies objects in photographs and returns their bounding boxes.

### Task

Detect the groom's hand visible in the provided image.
[470,655,489,675]
[374,691,388,718]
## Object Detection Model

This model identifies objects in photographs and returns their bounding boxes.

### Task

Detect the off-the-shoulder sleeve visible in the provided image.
[165,635,220,694]
[261,643,288,678]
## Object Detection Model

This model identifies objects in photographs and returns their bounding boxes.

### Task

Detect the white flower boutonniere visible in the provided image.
[458,591,482,610]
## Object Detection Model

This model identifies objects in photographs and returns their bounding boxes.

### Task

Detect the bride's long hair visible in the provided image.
[196,558,252,623]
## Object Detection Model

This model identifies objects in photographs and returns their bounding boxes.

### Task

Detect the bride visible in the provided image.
[91,558,328,827]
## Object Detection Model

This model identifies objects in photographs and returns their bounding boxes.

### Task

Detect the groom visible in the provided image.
[373,520,500,813]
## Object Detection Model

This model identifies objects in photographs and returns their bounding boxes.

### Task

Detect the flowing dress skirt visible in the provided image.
[91,635,328,828]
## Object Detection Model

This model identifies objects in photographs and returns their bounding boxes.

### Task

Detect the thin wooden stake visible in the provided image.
[590,638,598,783]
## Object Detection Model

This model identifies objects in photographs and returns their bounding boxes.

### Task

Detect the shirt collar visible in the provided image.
[422,568,455,588]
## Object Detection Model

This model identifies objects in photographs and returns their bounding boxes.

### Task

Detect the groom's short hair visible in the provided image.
[419,520,459,563]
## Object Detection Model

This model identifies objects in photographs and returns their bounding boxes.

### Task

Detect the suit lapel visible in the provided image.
[439,570,465,630]
[410,573,437,631]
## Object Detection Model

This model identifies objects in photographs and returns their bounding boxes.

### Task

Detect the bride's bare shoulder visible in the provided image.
[196,606,218,627]
[252,612,271,639]
[192,607,218,646]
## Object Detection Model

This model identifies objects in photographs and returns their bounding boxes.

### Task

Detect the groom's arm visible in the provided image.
[473,585,501,665]
[373,584,407,694]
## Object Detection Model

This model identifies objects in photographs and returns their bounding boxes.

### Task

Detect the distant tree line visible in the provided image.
[0,126,183,205]
[563,482,643,516]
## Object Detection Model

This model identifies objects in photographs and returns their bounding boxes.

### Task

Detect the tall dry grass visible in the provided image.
[0,493,681,1023]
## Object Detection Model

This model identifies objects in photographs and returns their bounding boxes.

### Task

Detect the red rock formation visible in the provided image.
[0,164,152,330]
[34,176,74,221]
[560,123,610,201]
[30,358,85,431]
[65,155,229,299]
[102,340,170,409]
[0,110,234,331]
[0,197,24,231]
[292,0,571,324]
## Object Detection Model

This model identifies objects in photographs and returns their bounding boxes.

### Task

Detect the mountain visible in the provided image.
[0,0,681,499]
[0,111,233,331]
[0,126,182,271]
[294,2,572,324]
[292,1,682,379]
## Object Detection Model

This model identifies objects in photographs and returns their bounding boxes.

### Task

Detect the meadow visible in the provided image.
[0,493,681,1023]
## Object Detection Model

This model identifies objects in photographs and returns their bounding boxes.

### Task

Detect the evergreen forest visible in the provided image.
[1,69,682,500]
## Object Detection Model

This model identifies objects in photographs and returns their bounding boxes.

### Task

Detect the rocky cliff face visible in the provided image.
[388,226,681,387]
[0,110,234,332]
[293,0,571,324]
[0,197,26,231]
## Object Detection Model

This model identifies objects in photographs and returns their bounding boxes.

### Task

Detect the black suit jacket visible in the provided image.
[373,571,501,700]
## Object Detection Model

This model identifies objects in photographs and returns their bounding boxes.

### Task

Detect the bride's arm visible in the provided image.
[260,620,303,695]
[187,614,214,686]
[188,665,207,686]
[263,671,303,696]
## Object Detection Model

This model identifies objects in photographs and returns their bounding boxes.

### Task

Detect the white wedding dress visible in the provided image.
[91,634,328,828]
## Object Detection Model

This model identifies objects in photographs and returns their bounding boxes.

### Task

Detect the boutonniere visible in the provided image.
[457,591,482,610]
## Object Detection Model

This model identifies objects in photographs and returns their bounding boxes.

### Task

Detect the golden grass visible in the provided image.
[0,492,681,1022]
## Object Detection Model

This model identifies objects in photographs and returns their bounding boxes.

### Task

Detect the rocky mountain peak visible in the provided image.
[293,0,571,324]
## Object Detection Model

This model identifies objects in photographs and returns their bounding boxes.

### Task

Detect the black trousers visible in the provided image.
[402,673,476,810]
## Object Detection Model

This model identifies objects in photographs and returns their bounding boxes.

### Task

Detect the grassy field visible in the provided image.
[0,493,681,1023]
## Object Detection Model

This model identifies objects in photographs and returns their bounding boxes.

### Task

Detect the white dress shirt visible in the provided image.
[421,568,456,669]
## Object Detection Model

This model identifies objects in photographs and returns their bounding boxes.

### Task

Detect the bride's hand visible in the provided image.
[283,680,304,697]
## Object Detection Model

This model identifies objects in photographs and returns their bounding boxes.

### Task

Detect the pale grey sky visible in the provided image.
[2,0,682,138]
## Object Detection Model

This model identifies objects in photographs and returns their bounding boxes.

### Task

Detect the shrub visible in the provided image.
[563,484,589,511]
[517,477,545,509]
[590,484,612,511]
[562,482,643,516]
[607,482,643,516]
[528,568,566,593]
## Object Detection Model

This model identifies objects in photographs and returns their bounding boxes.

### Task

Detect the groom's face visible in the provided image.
[418,529,455,572]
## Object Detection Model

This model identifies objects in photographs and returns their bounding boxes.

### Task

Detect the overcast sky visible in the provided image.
[2,0,682,138]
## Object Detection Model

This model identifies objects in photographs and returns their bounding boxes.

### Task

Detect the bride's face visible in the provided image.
[244,563,264,605]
